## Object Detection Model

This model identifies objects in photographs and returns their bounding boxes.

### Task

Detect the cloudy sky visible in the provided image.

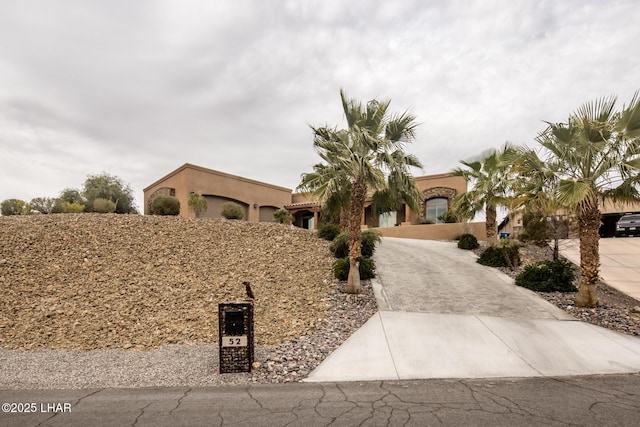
[1,0,639,212]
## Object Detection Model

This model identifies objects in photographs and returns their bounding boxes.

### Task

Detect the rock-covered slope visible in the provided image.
[0,214,334,350]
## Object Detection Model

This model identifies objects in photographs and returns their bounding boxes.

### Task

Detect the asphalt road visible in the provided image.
[2,375,640,426]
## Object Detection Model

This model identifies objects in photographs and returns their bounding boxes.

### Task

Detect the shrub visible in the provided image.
[457,233,479,250]
[317,223,341,241]
[330,230,381,258]
[515,259,577,292]
[93,198,116,213]
[30,197,55,214]
[438,211,458,223]
[1,199,31,215]
[273,208,293,224]
[61,201,86,213]
[188,192,208,217]
[332,257,376,281]
[477,240,522,269]
[150,195,180,216]
[221,202,244,220]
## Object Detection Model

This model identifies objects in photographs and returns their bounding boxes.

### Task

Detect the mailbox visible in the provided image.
[218,302,254,373]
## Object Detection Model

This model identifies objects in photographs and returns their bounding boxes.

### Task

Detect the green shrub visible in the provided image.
[273,208,292,224]
[188,192,208,217]
[1,199,31,215]
[61,201,86,213]
[93,198,116,213]
[221,202,244,219]
[317,223,341,241]
[332,257,376,281]
[515,259,577,292]
[438,210,458,223]
[150,195,180,216]
[477,240,522,269]
[457,233,479,250]
[330,230,381,258]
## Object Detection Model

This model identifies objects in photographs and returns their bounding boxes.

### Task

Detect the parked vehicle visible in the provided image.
[616,213,640,237]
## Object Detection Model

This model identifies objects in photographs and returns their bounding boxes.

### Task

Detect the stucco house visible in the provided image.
[144,163,486,239]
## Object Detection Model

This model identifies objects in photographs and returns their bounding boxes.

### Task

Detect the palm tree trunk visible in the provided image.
[486,204,498,243]
[575,205,601,308]
[346,178,367,294]
[339,209,349,232]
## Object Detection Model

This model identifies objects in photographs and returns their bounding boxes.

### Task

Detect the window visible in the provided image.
[426,198,448,224]
[379,211,397,228]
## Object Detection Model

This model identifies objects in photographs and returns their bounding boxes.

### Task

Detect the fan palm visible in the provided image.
[531,92,640,307]
[451,144,514,241]
[298,89,423,294]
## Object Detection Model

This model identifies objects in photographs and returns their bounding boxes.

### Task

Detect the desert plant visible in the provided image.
[150,195,180,216]
[438,210,458,223]
[1,199,31,215]
[333,257,376,281]
[60,201,85,213]
[82,172,137,214]
[30,197,56,214]
[330,230,381,258]
[317,223,341,241]
[273,208,293,224]
[93,198,116,213]
[457,233,479,250]
[515,259,577,292]
[188,192,208,217]
[221,202,244,219]
[477,240,522,270]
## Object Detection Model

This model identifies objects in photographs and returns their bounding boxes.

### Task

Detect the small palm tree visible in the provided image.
[530,92,640,307]
[451,144,514,242]
[298,89,423,294]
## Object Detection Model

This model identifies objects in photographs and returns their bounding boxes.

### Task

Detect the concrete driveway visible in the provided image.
[306,238,640,382]
[559,237,640,301]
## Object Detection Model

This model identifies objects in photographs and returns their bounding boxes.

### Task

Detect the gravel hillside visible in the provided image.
[0,214,336,350]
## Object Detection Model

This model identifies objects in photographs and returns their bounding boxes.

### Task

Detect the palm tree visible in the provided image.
[505,146,566,260]
[451,144,514,242]
[298,89,423,294]
[529,93,640,307]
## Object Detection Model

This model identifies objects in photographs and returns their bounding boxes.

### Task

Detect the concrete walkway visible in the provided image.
[559,237,640,301]
[306,238,640,382]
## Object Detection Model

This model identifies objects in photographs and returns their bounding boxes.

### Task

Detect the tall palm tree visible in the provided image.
[298,89,423,294]
[505,146,566,260]
[531,92,640,307]
[451,144,514,242]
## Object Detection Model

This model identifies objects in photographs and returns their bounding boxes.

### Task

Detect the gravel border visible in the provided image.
[0,281,378,390]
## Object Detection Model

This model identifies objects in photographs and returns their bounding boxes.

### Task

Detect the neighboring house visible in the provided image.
[143,164,291,222]
[144,163,484,239]
[499,199,640,238]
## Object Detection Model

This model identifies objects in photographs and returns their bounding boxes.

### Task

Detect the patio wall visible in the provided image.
[373,222,487,241]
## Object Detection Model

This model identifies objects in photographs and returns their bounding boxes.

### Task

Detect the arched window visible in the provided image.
[426,198,448,224]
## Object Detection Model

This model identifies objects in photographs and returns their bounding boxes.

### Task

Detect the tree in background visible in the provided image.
[30,197,56,214]
[299,89,423,294]
[82,173,137,214]
[1,199,31,216]
[188,192,208,217]
[451,144,515,242]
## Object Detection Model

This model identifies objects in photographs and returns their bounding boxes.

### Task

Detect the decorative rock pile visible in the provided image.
[0,214,336,350]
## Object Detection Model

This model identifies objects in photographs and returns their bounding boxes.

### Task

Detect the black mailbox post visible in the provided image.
[218,302,254,373]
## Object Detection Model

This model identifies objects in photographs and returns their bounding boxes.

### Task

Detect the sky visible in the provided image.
[1,0,639,213]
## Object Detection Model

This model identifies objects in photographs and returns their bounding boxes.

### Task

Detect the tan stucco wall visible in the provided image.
[375,222,487,241]
[143,164,292,220]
